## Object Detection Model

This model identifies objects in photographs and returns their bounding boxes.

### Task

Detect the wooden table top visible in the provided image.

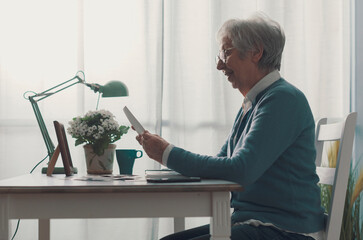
[0,174,243,194]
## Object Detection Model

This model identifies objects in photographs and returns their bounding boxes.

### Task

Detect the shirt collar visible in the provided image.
[244,70,281,108]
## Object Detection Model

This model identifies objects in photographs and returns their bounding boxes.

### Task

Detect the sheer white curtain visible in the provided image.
[0,0,163,239]
[0,0,350,239]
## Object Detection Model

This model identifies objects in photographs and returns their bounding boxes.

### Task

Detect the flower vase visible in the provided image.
[83,144,116,174]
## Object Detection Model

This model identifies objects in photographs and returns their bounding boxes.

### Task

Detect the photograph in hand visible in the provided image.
[123,106,145,134]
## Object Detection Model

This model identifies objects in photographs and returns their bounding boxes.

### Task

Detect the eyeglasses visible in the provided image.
[215,47,235,64]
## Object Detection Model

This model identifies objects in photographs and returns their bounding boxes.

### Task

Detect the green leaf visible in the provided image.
[75,138,85,146]
[120,125,130,135]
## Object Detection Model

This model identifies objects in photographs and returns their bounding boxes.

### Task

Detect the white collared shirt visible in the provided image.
[244,69,281,106]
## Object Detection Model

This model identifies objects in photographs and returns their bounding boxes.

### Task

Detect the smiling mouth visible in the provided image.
[224,71,233,79]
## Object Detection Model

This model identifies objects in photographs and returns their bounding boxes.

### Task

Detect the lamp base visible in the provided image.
[41,166,78,174]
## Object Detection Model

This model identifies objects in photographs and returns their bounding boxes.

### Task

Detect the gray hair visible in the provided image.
[217,13,285,71]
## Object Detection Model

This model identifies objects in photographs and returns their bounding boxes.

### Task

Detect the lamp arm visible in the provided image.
[29,96,55,159]
[33,76,85,102]
[25,71,86,161]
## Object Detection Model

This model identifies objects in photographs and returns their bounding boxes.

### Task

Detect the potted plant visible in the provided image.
[67,109,129,174]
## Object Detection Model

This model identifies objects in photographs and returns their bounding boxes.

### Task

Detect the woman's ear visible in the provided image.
[251,45,263,63]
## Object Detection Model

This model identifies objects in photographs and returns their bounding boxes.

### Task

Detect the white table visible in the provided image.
[0,174,242,240]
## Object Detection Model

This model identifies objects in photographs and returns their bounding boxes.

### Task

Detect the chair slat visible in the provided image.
[316,167,335,185]
[317,122,343,141]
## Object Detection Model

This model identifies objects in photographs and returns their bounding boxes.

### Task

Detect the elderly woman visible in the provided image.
[137,13,325,240]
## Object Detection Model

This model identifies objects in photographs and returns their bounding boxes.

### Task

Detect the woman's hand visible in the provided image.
[135,130,169,163]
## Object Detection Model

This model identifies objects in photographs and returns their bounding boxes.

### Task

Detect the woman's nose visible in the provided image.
[216,59,225,70]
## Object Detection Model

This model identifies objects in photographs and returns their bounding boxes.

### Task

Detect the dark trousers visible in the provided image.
[160,224,315,240]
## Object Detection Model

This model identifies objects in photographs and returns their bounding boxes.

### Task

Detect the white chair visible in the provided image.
[315,112,357,240]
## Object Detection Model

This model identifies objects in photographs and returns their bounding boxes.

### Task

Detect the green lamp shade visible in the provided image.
[99,81,129,97]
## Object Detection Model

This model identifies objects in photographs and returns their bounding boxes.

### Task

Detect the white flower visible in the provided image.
[98,126,104,134]
[93,133,101,139]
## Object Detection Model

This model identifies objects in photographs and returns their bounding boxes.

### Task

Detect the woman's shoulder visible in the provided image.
[254,78,313,120]
[259,78,307,102]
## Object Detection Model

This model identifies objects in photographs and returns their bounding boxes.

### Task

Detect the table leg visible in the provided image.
[210,192,231,240]
[173,217,185,233]
[0,195,9,240]
[39,219,50,240]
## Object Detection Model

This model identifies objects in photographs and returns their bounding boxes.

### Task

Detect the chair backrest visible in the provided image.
[315,112,357,240]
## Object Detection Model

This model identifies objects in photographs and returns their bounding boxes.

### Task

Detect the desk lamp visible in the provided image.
[24,71,128,174]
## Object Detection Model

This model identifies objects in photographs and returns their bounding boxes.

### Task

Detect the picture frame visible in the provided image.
[47,121,74,176]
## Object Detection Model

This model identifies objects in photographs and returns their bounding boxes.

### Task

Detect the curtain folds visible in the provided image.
[0,0,350,239]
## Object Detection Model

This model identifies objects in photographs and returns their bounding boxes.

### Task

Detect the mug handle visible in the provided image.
[136,150,143,158]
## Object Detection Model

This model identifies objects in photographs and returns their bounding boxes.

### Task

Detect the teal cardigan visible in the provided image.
[167,79,325,233]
